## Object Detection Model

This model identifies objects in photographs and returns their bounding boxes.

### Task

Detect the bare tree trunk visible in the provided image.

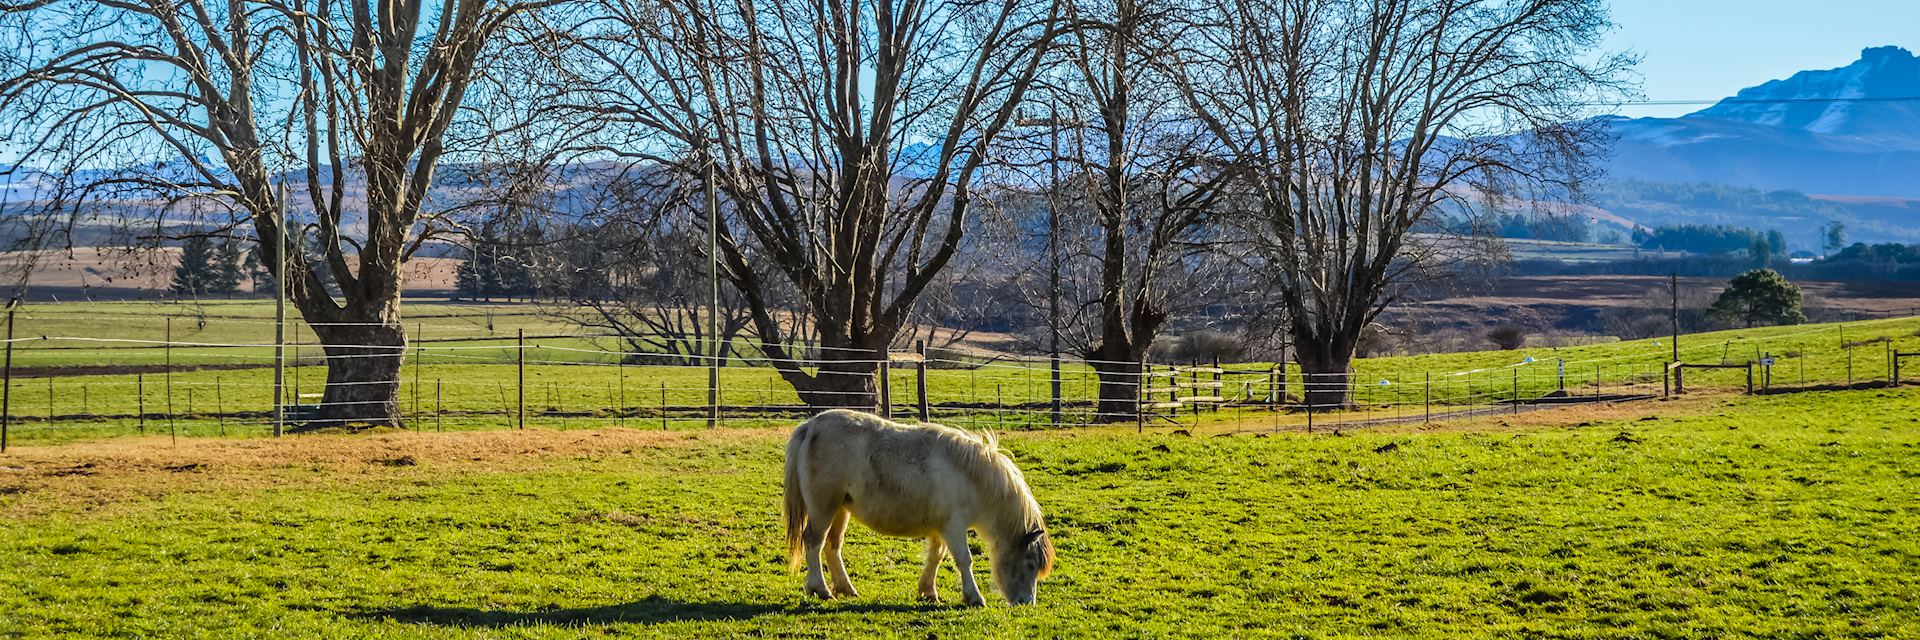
[787,353,880,409]
[1088,350,1143,422]
[1294,338,1354,411]
[310,316,407,426]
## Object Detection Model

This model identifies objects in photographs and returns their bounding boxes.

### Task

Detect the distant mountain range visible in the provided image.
[1603,46,1920,195]
[1581,46,1920,248]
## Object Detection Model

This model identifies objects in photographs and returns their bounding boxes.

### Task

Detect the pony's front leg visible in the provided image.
[942,524,986,607]
[918,537,946,603]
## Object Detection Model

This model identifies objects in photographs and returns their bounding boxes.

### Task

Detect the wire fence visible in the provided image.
[0,306,1916,450]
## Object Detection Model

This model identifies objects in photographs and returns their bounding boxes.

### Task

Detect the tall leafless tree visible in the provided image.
[1170,0,1632,407]
[532,0,1063,407]
[1028,0,1237,420]
[1,0,558,425]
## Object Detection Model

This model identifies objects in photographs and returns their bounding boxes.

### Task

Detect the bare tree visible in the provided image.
[1170,0,1631,407]
[1,0,557,425]
[536,170,759,366]
[532,0,1063,407]
[1024,0,1237,420]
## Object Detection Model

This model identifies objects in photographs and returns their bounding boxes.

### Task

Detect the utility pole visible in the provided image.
[273,182,287,437]
[705,146,721,430]
[1047,99,1063,429]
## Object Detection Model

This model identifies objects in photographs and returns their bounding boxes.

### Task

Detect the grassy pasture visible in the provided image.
[1,387,1916,637]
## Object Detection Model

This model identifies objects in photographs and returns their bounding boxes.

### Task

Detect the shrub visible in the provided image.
[1486,324,1528,350]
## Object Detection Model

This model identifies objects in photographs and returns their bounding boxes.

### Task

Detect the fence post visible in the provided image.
[137,373,146,433]
[435,379,443,432]
[516,329,526,430]
[618,358,627,427]
[1745,363,1754,395]
[915,341,930,422]
[878,348,892,420]
[1847,344,1854,385]
[1557,359,1565,392]
[1759,352,1768,392]
[1662,363,1670,398]
[47,375,54,422]
[1,301,12,453]
[1890,340,1897,384]
[1305,380,1313,434]
[215,376,225,436]
[660,381,668,430]
[1594,365,1601,403]
[1511,369,1519,415]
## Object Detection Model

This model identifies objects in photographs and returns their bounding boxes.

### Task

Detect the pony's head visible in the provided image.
[990,524,1054,605]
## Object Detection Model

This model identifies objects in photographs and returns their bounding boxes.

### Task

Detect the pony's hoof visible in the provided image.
[833,585,860,598]
[961,595,987,608]
[805,585,835,600]
[918,592,941,604]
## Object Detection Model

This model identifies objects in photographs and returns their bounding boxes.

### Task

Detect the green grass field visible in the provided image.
[2,386,1916,637]
[2,299,1919,445]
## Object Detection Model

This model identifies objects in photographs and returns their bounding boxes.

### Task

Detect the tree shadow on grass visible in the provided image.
[352,595,947,628]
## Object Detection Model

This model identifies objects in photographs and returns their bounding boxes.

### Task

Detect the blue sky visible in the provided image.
[1605,0,1920,117]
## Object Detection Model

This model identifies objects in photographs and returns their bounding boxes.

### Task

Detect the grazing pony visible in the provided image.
[784,409,1054,606]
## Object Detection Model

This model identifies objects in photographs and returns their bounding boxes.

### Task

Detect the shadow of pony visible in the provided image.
[352,595,946,628]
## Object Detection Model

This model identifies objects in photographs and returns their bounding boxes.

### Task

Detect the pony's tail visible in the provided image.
[784,421,811,571]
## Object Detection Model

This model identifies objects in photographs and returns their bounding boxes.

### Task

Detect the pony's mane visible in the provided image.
[925,423,1045,535]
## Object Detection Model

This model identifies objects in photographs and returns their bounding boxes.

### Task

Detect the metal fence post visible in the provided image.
[435,379,444,432]
[165,317,175,441]
[1135,355,1146,434]
[215,376,225,436]
[1420,369,1436,422]
[916,341,930,422]
[660,381,668,430]
[413,323,422,431]
[137,373,146,433]
[1512,369,1519,415]
[1,301,12,453]
[1049,346,1062,429]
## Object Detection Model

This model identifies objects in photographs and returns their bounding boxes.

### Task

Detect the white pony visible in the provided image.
[784,409,1054,606]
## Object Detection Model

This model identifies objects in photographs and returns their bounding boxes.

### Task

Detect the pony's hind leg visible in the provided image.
[917,537,946,603]
[801,504,836,600]
[824,509,858,598]
[942,524,986,607]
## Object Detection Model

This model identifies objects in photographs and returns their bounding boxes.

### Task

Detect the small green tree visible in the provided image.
[1708,269,1806,328]
[211,238,244,294]
[242,243,276,296]
[170,235,218,296]
[1823,220,1847,257]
